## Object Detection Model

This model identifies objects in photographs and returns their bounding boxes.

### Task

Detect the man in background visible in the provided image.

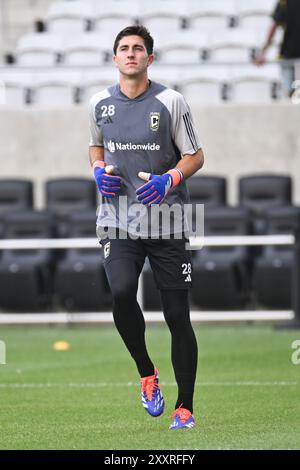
[255,0,300,97]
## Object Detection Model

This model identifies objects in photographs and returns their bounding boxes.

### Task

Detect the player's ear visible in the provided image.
[147,54,154,66]
[112,55,118,68]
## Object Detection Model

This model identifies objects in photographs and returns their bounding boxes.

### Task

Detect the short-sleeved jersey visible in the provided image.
[272,0,300,58]
[89,80,202,237]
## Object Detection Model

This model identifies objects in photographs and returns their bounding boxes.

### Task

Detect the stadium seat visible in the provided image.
[46,1,92,34]
[80,69,118,102]
[148,65,181,90]
[191,206,251,308]
[62,34,111,67]
[138,1,185,32]
[252,206,300,308]
[31,72,81,106]
[256,29,283,61]
[229,64,282,102]
[207,29,257,63]
[0,72,32,105]
[54,210,112,311]
[45,178,97,237]
[237,0,274,30]
[187,175,227,207]
[156,31,208,64]
[188,0,236,32]
[237,13,273,31]
[0,179,33,238]
[186,175,227,236]
[177,66,230,102]
[239,174,292,235]
[0,210,55,311]
[16,33,62,66]
[180,80,225,105]
[93,2,137,34]
[231,77,280,103]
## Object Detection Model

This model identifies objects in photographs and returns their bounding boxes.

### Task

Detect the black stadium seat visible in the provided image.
[0,210,55,311]
[191,206,251,308]
[0,179,33,238]
[186,175,227,236]
[45,178,97,237]
[239,174,292,234]
[187,175,227,207]
[252,206,300,308]
[54,210,112,311]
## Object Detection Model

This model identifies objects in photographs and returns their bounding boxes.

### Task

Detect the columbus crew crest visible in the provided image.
[149,112,160,131]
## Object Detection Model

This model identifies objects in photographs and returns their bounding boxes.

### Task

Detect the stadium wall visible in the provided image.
[1,103,300,207]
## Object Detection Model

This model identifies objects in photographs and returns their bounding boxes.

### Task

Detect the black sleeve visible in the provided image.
[272,1,287,25]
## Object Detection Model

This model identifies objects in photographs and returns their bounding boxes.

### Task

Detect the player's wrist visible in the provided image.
[166,168,184,188]
[92,160,106,170]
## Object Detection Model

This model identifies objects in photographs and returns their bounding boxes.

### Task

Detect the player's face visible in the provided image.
[113,35,154,77]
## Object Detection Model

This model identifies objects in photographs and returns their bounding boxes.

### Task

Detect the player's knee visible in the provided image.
[111,281,137,304]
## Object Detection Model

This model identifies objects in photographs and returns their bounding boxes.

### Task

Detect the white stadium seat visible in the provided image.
[178,66,231,105]
[46,1,92,34]
[32,71,81,106]
[62,34,112,66]
[237,0,276,16]
[256,29,283,61]
[181,81,224,105]
[188,0,236,31]
[138,1,186,32]
[157,31,208,64]
[229,64,282,103]
[238,14,273,31]
[231,79,277,103]
[148,65,182,90]
[230,63,281,82]
[0,72,32,106]
[93,2,137,34]
[81,68,118,102]
[237,0,275,30]
[16,33,62,66]
[208,29,258,63]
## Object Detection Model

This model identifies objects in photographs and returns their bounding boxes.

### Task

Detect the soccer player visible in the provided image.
[89,26,204,430]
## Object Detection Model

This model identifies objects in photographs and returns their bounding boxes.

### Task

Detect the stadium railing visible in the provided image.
[0,233,296,325]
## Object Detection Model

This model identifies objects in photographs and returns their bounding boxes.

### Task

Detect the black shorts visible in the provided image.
[100,234,192,290]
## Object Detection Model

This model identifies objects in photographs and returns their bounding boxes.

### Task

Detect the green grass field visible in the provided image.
[0,324,300,450]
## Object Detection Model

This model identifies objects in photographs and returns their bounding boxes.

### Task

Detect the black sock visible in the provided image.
[160,289,198,415]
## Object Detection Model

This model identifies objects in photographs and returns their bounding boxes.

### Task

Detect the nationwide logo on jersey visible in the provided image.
[105,140,160,153]
[149,112,160,131]
[107,140,116,153]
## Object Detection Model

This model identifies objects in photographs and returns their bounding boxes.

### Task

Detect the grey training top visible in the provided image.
[89,80,202,238]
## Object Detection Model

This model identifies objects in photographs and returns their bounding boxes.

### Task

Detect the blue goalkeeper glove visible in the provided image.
[93,161,122,198]
[136,169,183,206]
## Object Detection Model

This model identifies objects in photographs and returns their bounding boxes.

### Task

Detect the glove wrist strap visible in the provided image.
[93,160,106,170]
[167,168,183,188]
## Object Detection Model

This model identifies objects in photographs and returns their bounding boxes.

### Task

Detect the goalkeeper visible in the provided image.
[89,26,204,430]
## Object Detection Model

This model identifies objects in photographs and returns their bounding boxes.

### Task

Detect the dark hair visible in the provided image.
[113,25,154,55]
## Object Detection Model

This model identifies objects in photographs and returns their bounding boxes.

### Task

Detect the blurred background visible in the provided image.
[0,0,300,317]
